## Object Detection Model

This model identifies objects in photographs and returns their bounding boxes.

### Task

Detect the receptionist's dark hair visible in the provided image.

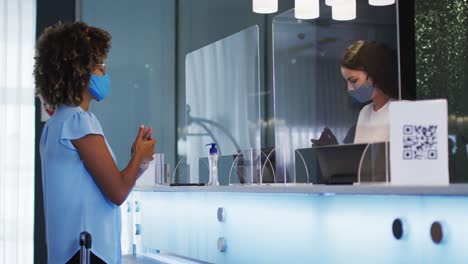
[34,22,111,108]
[341,40,399,99]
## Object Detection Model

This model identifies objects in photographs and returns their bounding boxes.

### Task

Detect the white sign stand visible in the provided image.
[389,99,449,185]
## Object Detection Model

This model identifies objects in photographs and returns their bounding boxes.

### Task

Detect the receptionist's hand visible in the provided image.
[311,127,338,146]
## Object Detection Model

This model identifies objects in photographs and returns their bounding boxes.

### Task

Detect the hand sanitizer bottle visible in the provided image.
[206,143,219,186]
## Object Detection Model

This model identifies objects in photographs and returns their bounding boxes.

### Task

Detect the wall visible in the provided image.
[415,0,468,182]
[80,0,177,171]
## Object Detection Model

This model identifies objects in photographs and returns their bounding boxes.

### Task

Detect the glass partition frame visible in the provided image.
[179,26,262,184]
[272,2,400,184]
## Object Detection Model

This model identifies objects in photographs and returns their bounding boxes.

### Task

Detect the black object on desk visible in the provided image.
[170,183,205,186]
[296,144,368,184]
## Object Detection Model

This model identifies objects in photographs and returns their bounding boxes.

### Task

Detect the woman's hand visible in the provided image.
[132,125,156,163]
[311,127,338,146]
[131,126,153,155]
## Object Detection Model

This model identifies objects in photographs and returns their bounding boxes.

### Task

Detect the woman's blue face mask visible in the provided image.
[89,74,110,101]
[348,81,373,103]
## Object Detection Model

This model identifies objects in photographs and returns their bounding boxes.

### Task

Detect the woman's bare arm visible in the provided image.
[72,126,155,205]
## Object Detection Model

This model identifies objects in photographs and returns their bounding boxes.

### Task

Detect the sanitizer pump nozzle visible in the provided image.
[206,143,219,186]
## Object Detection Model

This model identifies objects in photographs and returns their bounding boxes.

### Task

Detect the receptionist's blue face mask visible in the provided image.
[348,81,373,103]
[89,74,110,101]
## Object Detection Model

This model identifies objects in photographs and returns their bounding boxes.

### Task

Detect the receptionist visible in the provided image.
[313,40,400,145]
[341,40,400,143]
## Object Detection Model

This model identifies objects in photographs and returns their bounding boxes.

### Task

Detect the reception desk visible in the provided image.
[131,184,468,263]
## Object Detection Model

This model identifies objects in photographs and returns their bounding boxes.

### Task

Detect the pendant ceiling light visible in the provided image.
[253,0,394,21]
[295,0,320,20]
[369,0,395,6]
[253,0,278,14]
[332,0,356,21]
[325,0,345,6]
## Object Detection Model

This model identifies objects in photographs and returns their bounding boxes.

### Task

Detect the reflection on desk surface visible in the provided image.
[122,255,163,264]
[123,254,211,264]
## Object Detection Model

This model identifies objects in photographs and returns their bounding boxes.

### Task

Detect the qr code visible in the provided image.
[402,125,438,160]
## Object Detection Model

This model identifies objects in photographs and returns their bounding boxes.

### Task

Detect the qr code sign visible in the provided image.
[402,125,438,160]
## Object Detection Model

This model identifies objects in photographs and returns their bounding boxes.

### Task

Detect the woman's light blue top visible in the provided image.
[40,104,121,264]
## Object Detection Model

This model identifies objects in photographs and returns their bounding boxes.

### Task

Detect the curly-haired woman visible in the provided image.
[35,22,156,264]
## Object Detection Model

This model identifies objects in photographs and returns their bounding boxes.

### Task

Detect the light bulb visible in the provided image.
[332,0,356,21]
[369,0,395,6]
[295,0,320,20]
[253,0,278,14]
[326,0,346,6]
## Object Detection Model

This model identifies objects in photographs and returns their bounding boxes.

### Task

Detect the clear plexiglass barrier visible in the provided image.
[273,1,400,184]
[175,26,261,184]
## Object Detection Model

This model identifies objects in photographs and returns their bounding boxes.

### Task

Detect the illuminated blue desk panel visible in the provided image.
[134,185,468,263]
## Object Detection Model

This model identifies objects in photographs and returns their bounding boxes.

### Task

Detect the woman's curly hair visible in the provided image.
[34,22,111,108]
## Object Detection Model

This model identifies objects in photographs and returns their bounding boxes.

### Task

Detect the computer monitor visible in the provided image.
[295,143,388,184]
